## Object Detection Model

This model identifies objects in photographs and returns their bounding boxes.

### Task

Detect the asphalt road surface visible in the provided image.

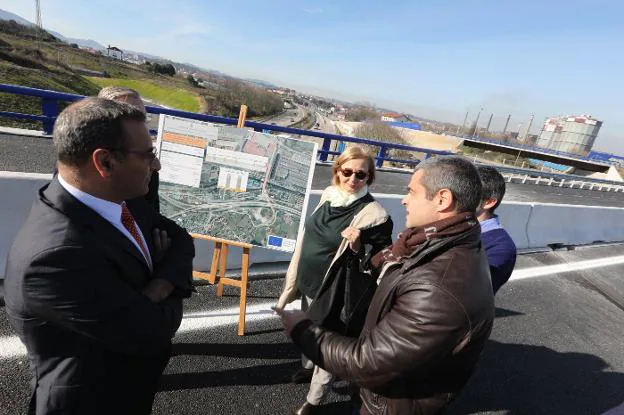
[3,132,624,207]
[1,244,623,414]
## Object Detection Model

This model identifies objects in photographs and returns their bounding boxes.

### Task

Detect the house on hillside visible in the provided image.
[106,45,123,60]
[381,112,410,123]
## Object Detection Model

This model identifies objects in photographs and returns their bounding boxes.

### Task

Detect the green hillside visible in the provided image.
[88,77,200,112]
[0,19,202,130]
[0,18,284,131]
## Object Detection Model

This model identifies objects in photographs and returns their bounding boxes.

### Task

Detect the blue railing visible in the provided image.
[0,83,452,168]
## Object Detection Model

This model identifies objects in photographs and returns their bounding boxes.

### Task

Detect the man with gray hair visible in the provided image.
[276,156,494,415]
[5,97,195,414]
[97,86,146,112]
[97,86,161,212]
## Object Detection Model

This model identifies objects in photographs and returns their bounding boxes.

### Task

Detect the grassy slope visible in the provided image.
[0,30,202,130]
[0,49,101,129]
[87,77,200,112]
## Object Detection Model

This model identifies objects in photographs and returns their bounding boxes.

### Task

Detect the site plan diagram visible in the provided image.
[155,114,318,252]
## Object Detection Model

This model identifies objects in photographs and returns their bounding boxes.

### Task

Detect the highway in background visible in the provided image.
[259,103,307,127]
[3,132,624,208]
[313,110,337,134]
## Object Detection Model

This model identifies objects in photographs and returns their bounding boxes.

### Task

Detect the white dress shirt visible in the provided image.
[57,174,153,268]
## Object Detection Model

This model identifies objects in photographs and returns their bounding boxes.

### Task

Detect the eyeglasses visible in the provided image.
[126,147,158,163]
[339,168,368,181]
[109,147,158,163]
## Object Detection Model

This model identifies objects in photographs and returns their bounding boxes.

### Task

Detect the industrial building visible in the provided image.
[536,114,602,155]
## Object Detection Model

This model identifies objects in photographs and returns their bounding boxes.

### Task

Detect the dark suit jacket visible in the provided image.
[4,178,194,415]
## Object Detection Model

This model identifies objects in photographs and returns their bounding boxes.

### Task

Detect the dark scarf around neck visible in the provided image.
[371,212,478,270]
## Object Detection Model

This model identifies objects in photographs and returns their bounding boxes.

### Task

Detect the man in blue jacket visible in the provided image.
[476,166,517,294]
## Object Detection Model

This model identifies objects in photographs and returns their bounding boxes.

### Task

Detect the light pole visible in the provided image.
[503,113,511,134]
[472,107,483,138]
[523,114,535,142]
[485,113,494,133]
[457,110,469,136]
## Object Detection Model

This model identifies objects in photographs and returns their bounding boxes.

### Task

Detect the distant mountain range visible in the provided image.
[0,8,255,83]
[244,79,279,89]
[0,9,34,28]
[0,8,107,50]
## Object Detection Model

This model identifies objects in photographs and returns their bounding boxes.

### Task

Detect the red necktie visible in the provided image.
[120,203,150,263]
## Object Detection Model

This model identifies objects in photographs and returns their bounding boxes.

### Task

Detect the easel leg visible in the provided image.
[208,241,222,284]
[238,247,250,336]
[216,243,229,297]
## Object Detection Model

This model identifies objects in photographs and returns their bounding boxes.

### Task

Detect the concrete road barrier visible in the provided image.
[2,172,623,277]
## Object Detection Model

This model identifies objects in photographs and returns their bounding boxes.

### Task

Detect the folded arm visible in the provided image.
[151,213,195,298]
[24,245,184,356]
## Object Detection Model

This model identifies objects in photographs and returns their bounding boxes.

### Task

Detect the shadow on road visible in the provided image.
[446,340,624,414]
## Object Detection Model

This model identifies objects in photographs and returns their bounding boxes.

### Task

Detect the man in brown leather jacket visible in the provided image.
[276,156,495,415]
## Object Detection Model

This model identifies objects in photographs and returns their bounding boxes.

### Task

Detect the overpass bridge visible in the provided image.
[0,85,623,414]
[459,135,613,173]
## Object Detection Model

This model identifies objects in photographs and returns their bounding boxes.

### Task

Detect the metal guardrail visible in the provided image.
[494,165,624,192]
[0,83,452,168]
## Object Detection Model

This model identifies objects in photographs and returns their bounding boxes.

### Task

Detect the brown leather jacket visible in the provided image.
[291,224,494,415]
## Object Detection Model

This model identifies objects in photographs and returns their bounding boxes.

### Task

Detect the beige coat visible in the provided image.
[276,187,391,309]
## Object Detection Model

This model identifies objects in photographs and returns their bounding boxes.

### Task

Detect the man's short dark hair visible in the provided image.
[414,156,483,213]
[53,97,146,166]
[477,166,506,213]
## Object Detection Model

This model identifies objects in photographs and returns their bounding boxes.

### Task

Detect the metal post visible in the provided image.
[41,98,58,135]
[319,138,331,162]
[376,145,388,168]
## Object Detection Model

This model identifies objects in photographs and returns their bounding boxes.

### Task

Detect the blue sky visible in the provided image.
[3,0,624,152]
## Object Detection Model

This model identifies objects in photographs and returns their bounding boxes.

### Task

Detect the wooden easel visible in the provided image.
[192,104,253,336]
[191,235,252,336]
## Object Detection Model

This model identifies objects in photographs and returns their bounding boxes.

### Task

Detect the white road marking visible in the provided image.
[0,171,52,179]
[0,335,26,360]
[2,255,624,360]
[510,255,624,280]
[177,299,299,334]
[0,300,300,360]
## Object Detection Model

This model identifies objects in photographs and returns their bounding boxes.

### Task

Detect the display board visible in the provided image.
[155,114,318,252]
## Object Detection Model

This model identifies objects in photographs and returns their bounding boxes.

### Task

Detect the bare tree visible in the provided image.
[354,121,415,167]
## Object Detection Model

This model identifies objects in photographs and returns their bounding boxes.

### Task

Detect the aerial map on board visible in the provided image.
[155,114,318,252]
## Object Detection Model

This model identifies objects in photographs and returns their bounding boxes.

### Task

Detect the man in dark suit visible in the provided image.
[4,97,195,415]
[51,87,161,213]
[97,86,160,212]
